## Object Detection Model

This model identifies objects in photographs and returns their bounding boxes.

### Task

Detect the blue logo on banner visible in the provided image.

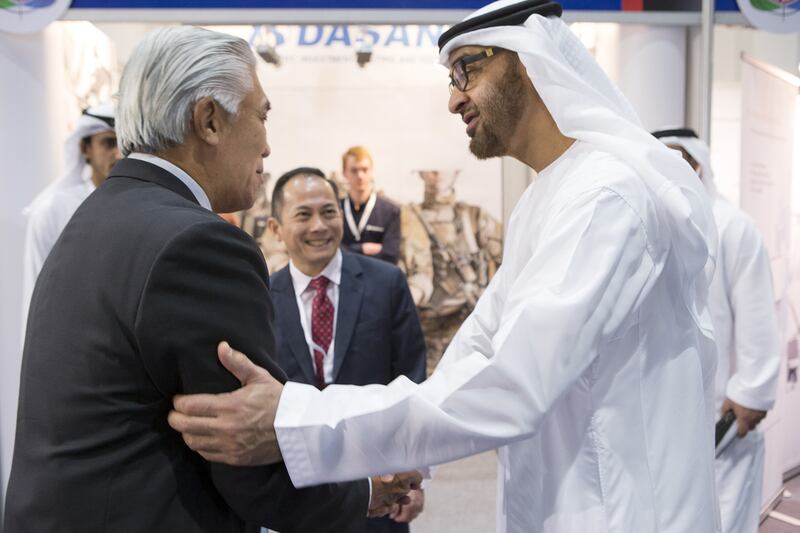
[1,0,56,10]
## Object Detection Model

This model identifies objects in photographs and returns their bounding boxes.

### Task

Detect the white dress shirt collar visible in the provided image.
[289,249,343,296]
[128,152,212,211]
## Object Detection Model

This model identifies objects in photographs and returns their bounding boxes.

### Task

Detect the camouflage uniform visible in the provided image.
[399,188,502,375]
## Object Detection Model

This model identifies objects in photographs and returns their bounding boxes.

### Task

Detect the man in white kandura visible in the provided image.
[21,103,120,325]
[169,2,721,531]
[654,127,780,533]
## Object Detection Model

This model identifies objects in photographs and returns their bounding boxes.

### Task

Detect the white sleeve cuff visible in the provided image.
[366,477,372,516]
[725,379,775,412]
[275,381,320,488]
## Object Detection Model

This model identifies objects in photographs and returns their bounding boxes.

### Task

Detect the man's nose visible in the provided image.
[309,213,327,231]
[448,88,468,115]
[262,141,271,159]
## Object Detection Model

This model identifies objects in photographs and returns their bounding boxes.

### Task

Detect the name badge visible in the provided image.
[366,224,385,233]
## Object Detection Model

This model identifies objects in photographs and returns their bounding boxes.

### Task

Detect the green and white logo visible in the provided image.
[0,0,71,34]
[739,0,800,33]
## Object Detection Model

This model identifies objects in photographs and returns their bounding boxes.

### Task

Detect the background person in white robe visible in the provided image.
[654,127,780,533]
[168,2,721,531]
[21,103,120,328]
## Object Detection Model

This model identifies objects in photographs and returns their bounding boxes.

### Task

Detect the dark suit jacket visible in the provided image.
[271,252,426,533]
[271,252,425,389]
[5,158,369,533]
[341,196,401,265]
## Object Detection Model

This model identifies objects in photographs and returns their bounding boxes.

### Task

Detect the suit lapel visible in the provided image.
[272,271,317,385]
[333,254,364,382]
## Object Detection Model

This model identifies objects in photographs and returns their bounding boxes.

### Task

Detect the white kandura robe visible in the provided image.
[275,141,719,533]
[710,195,779,533]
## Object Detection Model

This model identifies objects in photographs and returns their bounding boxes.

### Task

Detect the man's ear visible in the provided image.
[192,96,226,146]
[80,138,91,163]
[267,216,283,242]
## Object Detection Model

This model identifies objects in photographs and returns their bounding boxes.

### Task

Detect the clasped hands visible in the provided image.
[167,342,423,520]
[368,473,424,520]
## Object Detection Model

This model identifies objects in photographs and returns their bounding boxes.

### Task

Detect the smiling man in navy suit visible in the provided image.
[267,167,427,532]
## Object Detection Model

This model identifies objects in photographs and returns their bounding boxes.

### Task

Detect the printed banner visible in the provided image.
[740,55,798,503]
[66,0,741,11]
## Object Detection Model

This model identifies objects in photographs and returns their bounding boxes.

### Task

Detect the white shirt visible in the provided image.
[709,196,780,412]
[129,153,212,211]
[274,142,719,533]
[288,250,342,385]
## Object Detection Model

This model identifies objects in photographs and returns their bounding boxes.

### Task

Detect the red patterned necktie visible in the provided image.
[309,276,333,389]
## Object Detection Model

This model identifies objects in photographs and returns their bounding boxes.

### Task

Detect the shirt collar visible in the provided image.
[128,152,212,211]
[289,249,343,296]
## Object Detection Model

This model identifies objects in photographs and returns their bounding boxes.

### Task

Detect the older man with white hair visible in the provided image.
[4,26,416,533]
[169,2,721,531]
[654,127,780,533]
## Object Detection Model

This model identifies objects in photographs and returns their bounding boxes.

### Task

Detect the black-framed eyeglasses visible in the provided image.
[448,47,498,94]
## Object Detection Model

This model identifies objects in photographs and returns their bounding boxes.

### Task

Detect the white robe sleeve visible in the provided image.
[21,200,60,337]
[436,262,507,370]
[723,216,780,411]
[275,187,656,487]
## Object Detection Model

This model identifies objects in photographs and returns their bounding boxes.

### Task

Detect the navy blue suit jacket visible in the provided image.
[271,252,426,387]
[271,252,425,532]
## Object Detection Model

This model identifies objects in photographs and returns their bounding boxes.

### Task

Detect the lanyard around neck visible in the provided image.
[344,192,377,242]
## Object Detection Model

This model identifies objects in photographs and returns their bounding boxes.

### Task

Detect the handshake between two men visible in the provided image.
[168,342,425,522]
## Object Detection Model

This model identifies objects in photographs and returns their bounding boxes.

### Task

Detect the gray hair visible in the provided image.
[116,26,256,156]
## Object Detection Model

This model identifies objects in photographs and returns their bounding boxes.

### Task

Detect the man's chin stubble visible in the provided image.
[469,131,506,160]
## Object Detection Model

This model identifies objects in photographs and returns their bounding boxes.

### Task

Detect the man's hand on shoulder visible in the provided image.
[168,342,283,465]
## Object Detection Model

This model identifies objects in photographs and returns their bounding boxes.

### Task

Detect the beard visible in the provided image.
[468,63,527,160]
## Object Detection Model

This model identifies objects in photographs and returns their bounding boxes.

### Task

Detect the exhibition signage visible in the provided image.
[0,0,745,32]
[737,0,800,33]
[740,55,797,302]
[0,0,70,33]
[66,0,740,11]
[739,54,799,507]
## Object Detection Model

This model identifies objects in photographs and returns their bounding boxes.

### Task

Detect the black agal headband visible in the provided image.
[82,107,115,129]
[438,0,563,52]
[651,128,698,139]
